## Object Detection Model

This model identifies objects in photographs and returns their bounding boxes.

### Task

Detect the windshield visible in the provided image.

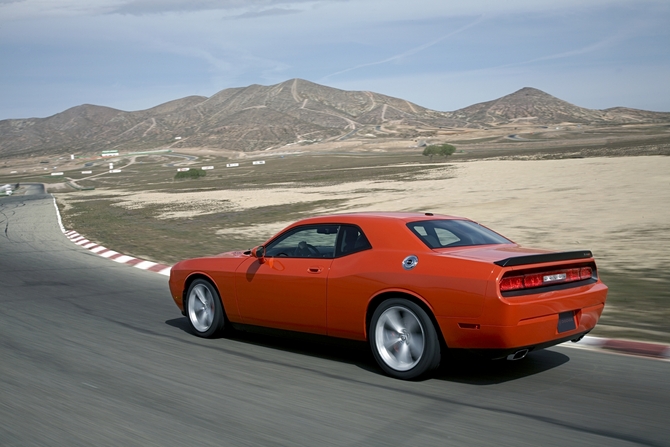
[407,219,512,249]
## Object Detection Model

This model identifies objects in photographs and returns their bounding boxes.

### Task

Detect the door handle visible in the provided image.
[308,266,323,274]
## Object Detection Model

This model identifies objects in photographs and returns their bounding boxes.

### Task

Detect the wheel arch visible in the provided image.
[183,273,222,313]
[365,290,447,348]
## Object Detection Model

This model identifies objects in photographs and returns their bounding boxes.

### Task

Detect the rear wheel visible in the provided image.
[369,298,441,380]
[185,279,226,338]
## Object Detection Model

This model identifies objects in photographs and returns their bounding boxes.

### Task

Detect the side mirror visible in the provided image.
[251,245,265,263]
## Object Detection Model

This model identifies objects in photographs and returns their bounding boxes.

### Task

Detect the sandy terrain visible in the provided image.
[84,155,670,274]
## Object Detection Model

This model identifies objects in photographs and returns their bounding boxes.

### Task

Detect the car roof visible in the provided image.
[264,212,474,250]
[293,212,467,226]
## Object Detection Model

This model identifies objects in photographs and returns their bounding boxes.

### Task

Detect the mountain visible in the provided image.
[1,80,669,157]
[451,87,670,125]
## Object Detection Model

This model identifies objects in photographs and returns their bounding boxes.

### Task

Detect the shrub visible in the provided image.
[174,169,206,180]
[423,143,456,161]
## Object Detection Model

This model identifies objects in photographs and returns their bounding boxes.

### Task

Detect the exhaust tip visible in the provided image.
[571,331,590,343]
[506,349,529,361]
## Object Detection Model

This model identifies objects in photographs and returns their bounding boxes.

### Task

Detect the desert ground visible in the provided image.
[56,155,670,274]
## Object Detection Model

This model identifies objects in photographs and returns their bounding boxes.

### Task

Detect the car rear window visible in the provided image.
[407,219,512,248]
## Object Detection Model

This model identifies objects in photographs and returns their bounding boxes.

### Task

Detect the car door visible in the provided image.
[234,225,338,334]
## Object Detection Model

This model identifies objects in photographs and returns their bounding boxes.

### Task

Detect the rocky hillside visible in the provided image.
[1,80,668,157]
[450,87,670,125]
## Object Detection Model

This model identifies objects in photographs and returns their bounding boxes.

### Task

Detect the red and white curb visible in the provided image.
[562,335,670,360]
[53,198,171,276]
[64,230,172,276]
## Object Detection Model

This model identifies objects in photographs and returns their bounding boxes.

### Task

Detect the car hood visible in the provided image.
[171,250,250,271]
[213,250,249,258]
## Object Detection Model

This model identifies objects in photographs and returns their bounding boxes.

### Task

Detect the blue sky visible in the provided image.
[1,0,669,120]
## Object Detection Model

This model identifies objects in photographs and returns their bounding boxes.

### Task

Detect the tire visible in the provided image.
[185,279,226,338]
[369,298,441,380]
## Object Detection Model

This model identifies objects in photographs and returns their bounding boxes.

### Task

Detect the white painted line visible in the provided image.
[578,336,606,347]
[134,261,158,270]
[113,255,135,264]
[71,236,86,242]
[83,243,98,249]
[158,267,172,276]
[75,239,91,245]
[99,250,119,258]
[53,198,66,233]
[559,335,605,350]
[90,246,107,253]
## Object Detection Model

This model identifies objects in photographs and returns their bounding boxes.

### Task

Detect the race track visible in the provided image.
[1,191,668,446]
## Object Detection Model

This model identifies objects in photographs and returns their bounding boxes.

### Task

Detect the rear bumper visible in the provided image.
[438,302,605,350]
[459,330,592,360]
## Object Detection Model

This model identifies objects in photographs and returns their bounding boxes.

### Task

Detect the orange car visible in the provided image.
[168,212,607,379]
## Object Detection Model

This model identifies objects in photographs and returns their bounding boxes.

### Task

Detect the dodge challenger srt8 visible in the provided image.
[168,212,608,380]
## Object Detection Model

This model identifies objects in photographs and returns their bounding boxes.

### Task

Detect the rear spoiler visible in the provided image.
[494,250,593,267]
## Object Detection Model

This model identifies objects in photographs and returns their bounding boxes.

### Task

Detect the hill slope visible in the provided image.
[1,80,669,157]
[451,87,670,125]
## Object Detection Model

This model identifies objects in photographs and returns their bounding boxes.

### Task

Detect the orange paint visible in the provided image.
[168,212,608,353]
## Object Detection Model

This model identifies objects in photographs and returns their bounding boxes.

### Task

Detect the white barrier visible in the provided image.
[201,166,214,170]
[177,168,190,172]
[226,163,240,168]
[252,160,266,165]
[51,172,64,176]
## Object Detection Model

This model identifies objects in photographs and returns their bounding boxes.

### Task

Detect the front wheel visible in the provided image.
[185,279,226,338]
[369,299,441,380]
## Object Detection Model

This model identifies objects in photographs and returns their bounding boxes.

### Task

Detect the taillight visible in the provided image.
[500,266,594,292]
[500,276,523,291]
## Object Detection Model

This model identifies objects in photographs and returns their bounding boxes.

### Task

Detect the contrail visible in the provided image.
[321,16,486,80]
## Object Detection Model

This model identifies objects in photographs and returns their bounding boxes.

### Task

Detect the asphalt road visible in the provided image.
[1,190,669,447]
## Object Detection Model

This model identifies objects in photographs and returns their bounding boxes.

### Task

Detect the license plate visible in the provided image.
[557,311,576,333]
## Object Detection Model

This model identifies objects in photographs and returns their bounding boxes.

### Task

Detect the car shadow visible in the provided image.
[434,349,570,385]
[165,317,570,384]
[165,317,195,335]
[165,317,192,333]
[165,317,376,369]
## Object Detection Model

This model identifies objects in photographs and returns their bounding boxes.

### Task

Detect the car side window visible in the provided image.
[264,225,339,258]
[336,225,372,257]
